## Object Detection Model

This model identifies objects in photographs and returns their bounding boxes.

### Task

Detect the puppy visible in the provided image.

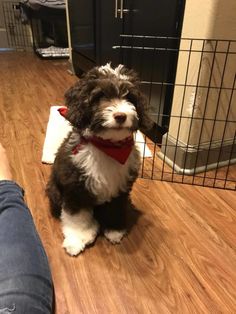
[46,63,149,256]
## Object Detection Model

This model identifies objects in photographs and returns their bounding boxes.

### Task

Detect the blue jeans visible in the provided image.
[0,181,53,313]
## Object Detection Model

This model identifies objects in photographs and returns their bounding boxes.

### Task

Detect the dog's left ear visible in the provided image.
[137,94,154,132]
[127,87,153,131]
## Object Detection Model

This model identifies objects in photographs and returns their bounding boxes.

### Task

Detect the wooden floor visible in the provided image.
[1,52,236,314]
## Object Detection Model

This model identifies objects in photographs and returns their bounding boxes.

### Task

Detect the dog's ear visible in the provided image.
[123,80,153,132]
[133,89,154,131]
[64,80,92,129]
[64,83,81,126]
[64,65,107,129]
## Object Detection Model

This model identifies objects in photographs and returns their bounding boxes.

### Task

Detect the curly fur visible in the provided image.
[46,63,150,256]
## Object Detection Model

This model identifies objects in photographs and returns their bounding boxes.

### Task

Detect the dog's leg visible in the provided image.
[104,229,127,244]
[46,177,62,218]
[61,208,99,256]
[95,193,128,244]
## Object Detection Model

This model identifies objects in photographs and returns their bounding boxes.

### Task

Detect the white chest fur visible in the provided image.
[71,143,140,204]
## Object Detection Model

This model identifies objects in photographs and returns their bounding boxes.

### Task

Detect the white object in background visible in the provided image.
[135,131,152,158]
[42,106,72,164]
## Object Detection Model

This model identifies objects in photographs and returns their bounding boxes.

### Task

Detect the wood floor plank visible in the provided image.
[0,52,236,313]
[132,181,236,313]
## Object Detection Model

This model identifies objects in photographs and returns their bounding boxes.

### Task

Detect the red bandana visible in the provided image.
[58,107,134,164]
[73,136,134,164]
[58,106,68,117]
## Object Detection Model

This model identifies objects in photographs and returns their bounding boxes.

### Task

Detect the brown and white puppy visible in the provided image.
[46,63,149,256]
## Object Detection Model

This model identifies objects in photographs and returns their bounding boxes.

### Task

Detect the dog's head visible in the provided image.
[64,64,150,141]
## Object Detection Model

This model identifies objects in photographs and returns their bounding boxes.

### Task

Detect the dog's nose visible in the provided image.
[113,112,127,124]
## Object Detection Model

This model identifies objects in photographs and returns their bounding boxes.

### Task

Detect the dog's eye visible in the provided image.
[125,92,137,105]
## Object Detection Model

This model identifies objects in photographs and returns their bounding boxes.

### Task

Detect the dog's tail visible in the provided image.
[46,177,63,219]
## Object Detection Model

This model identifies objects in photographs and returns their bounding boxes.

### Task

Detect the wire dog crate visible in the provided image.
[2,1,32,50]
[2,1,69,58]
[114,35,236,191]
[22,3,69,59]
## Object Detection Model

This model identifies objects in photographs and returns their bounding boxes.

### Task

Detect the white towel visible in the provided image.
[42,106,152,164]
[42,106,72,164]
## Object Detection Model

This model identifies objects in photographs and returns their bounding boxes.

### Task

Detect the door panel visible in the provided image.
[96,0,123,65]
[69,0,185,139]
[68,0,95,62]
[120,0,184,132]
[124,0,180,36]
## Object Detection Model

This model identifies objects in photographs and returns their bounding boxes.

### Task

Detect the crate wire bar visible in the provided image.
[114,35,236,190]
[2,1,32,50]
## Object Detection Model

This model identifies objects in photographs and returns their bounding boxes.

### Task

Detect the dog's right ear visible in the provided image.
[64,80,93,129]
[64,81,84,110]
[64,83,82,127]
[64,65,105,127]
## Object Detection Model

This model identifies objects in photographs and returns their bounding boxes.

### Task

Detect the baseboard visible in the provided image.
[158,134,236,175]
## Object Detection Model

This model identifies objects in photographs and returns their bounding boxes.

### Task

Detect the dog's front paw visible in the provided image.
[104,229,127,244]
[61,209,100,256]
[62,237,85,256]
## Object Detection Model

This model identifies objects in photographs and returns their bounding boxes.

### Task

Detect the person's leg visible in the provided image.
[0,181,53,314]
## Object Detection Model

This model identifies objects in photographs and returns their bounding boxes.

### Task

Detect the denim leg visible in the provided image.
[0,181,53,314]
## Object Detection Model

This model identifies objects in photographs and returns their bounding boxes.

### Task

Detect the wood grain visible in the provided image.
[0,52,236,313]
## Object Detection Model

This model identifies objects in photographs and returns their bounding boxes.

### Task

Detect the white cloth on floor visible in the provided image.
[42,106,71,164]
[42,106,152,164]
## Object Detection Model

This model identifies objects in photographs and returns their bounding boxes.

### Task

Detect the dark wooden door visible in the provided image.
[96,0,123,65]
[98,0,185,139]
[68,0,96,70]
